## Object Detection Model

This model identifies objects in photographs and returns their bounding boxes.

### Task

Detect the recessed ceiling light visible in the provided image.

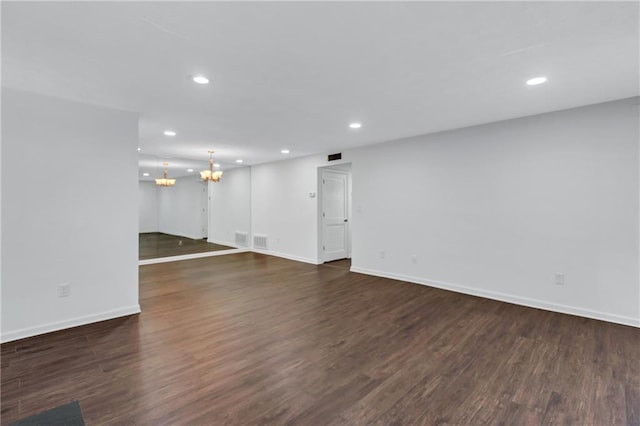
[526,76,547,86]
[192,75,210,85]
[143,173,150,177]
[163,130,176,136]
[236,159,244,163]
[187,169,194,172]
[281,149,290,154]
[349,122,362,129]
[137,147,141,151]
[213,163,221,168]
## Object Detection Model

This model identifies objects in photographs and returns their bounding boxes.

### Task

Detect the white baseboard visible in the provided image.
[206,238,241,249]
[252,249,322,265]
[1,304,142,343]
[139,248,250,265]
[350,266,640,328]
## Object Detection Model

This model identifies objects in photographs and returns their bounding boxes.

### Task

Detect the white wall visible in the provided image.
[350,98,639,326]
[1,88,140,342]
[138,181,159,233]
[208,166,251,247]
[252,154,334,264]
[158,175,207,240]
[251,98,640,326]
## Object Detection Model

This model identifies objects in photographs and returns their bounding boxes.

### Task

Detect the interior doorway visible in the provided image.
[319,163,352,263]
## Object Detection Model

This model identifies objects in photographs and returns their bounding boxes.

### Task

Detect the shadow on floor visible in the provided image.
[321,258,351,270]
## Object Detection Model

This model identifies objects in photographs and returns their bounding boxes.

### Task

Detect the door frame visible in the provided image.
[317,163,352,263]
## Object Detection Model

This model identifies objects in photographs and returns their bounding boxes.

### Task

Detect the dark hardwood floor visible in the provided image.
[139,232,234,260]
[2,253,638,425]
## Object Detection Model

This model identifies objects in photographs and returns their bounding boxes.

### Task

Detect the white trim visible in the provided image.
[139,248,250,265]
[252,249,322,265]
[350,266,640,328]
[206,238,239,248]
[0,305,141,343]
[637,96,640,332]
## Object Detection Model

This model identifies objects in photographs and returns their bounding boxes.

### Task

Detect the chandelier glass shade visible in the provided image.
[201,150,223,182]
[155,163,176,187]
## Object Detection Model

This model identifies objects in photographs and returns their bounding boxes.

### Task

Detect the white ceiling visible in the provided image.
[3,2,638,168]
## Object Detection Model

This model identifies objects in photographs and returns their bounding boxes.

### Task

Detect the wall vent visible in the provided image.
[253,234,268,250]
[328,152,342,162]
[235,231,248,247]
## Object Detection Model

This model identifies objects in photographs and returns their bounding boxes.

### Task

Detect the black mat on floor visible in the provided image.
[9,401,85,426]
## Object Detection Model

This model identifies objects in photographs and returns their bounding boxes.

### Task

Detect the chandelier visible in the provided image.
[200,150,223,182]
[155,163,176,187]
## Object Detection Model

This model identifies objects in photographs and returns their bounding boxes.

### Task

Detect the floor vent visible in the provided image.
[235,231,248,247]
[253,234,268,250]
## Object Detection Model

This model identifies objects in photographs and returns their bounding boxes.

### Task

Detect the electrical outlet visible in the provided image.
[380,251,386,259]
[57,283,70,298]
[554,273,565,286]
[411,255,417,264]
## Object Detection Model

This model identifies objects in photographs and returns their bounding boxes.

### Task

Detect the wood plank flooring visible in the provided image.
[1,252,639,425]
[139,232,234,260]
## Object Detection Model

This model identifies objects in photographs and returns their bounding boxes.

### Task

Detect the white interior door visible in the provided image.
[322,169,348,262]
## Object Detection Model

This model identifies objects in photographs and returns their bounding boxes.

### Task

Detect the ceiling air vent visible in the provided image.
[328,153,342,162]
